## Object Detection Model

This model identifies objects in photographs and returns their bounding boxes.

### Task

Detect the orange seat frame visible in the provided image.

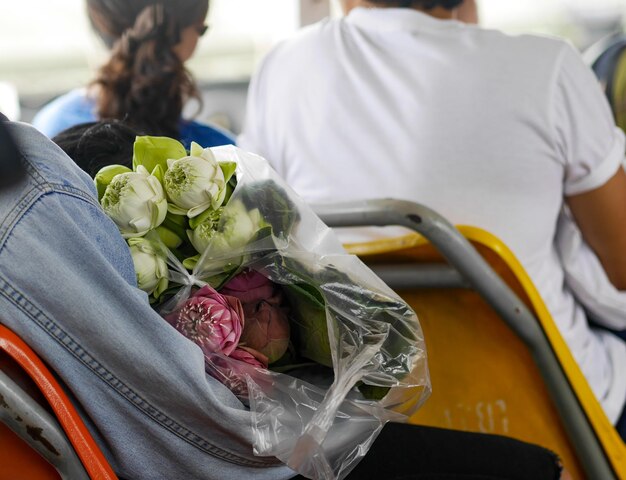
[0,324,117,480]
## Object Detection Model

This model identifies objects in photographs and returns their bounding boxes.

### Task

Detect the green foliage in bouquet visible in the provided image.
[265,255,420,400]
[282,282,333,368]
[238,180,300,240]
[94,136,242,299]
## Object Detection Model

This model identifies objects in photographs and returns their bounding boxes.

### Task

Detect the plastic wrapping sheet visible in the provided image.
[157,146,430,480]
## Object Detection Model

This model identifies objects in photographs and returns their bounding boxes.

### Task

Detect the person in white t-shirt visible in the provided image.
[239,0,626,437]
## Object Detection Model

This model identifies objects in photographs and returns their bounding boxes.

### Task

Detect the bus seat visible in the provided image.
[314,198,625,480]
[0,324,117,480]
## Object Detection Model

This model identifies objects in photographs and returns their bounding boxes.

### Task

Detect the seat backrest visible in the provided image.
[347,227,626,479]
[0,324,118,480]
[314,198,625,480]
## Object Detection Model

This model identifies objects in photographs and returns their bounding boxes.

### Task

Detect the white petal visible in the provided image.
[187,201,213,218]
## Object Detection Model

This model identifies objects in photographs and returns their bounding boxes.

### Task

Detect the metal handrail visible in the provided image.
[0,369,89,479]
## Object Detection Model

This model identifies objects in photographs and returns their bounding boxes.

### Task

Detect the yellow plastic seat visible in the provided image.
[344,227,626,480]
[313,198,625,479]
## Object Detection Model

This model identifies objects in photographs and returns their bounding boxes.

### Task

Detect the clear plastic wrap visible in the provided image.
[100,142,430,480]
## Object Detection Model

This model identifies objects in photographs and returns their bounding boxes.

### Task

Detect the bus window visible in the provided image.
[0,0,625,125]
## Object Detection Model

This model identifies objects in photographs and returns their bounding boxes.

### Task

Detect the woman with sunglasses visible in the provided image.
[33,0,233,149]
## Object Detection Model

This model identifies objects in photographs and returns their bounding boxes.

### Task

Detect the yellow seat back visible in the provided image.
[345,227,626,479]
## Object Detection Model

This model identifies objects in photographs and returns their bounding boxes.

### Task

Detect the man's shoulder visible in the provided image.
[6,121,96,198]
[0,122,100,259]
[472,27,572,64]
[264,17,338,61]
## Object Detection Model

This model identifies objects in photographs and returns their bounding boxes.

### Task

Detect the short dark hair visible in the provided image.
[369,0,463,9]
[52,120,139,178]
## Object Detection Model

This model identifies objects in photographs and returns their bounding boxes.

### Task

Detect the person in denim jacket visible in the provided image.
[0,119,292,480]
[0,118,568,479]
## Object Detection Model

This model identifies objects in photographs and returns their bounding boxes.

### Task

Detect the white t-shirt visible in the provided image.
[239,7,626,422]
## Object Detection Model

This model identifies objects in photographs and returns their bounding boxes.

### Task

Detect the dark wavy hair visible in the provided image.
[52,120,139,178]
[87,0,209,138]
[369,0,463,9]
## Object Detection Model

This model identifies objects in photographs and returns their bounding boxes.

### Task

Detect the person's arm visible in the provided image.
[567,167,626,290]
[550,42,626,291]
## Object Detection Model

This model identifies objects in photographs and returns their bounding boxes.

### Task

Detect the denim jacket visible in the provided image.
[0,122,294,480]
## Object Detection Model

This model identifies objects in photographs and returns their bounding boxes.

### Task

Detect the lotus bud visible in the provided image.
[208,347,267,399]
[127,237,169,297]
[239,290,290,364]
[187,208,223,254]
[230,346,269,368]
[101,165,168,238]
[163,144,226,218]
[221,200,266,248]
[221,269,274,304]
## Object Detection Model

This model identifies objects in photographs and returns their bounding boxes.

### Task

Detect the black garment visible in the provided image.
[0,112,26,188]
[292,423,562,480]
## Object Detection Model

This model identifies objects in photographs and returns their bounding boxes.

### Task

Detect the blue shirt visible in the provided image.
[32,88,236,149]
[0,121,292,480]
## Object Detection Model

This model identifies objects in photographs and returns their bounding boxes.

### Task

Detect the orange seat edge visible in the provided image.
[0,324,117,480]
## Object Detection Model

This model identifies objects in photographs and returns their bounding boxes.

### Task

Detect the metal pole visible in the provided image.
[0,370,90,480]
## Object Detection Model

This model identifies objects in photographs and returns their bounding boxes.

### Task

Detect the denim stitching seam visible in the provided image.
[0,185,44,249]
[0,277,280,468]
[0,154,50,245]
[0,186,103,255]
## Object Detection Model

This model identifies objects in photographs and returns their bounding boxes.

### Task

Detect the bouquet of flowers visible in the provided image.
[95,137,430,480]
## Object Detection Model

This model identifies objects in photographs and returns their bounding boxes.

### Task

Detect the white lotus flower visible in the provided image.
[188,208,223,255]
[101,165,167,238]
[220,201,266,249]
[163,143,226,218]
[127,237,169,297]
[188,200,266,255]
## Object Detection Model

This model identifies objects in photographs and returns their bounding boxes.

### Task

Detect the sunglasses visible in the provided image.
[196,24,209,37]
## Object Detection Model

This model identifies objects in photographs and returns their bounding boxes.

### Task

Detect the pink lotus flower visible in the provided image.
[240,291,290,364]
[206,347,267,399]
[220,269,275,304]
[230,346,269,368]
[166,285,244,356]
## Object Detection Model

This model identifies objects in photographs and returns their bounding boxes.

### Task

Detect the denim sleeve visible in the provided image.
[0,182,294,479]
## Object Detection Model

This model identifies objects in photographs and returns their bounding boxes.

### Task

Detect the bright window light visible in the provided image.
[1,1,625,101]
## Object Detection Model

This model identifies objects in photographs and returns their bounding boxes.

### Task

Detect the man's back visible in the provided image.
[240,7,626,423]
